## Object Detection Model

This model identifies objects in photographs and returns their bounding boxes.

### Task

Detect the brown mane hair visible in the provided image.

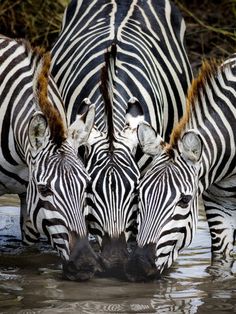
[12,39,66,147]
[170,58,221,148]
[36,52,67,147]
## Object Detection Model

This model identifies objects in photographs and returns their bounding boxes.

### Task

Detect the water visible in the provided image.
[0,195,235,314]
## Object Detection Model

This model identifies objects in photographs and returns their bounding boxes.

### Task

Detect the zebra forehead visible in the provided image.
[43,148,85,175]
[142,157,193,190]
[90,160,139,192]
[105,161,139,180]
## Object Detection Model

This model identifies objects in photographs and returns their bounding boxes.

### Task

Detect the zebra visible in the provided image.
[0,36,101,281]
[51,0,192,272]
[126,55,236,281]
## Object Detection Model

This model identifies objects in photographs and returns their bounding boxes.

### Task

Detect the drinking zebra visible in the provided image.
[0,36,100,280]
[126,55,236,281]
[51,0,192,272]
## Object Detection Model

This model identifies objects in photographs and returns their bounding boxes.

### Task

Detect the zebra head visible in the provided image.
[24,53,100,280]
[126,122,203,281]
[79,45,145,274]
[86,97,144,274]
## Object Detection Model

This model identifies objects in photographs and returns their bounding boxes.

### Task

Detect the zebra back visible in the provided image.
[51,0,192,138]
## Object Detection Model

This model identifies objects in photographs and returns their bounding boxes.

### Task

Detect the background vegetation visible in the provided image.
[0,0,235,74]
[0,0,68,49]
[174,0,236,73]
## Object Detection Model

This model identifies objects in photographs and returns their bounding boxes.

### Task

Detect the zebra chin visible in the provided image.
[62,237,102,281]
[125,243,161,282]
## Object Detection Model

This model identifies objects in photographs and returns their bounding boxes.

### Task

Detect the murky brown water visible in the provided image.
[0,195,235,313]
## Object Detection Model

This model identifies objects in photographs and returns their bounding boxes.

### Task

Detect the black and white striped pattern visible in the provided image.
[0,37,99,280]
[51,0,192,259]
[127,55,236,280]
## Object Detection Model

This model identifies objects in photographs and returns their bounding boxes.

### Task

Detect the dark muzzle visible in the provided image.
[100,233,129,277]
[63,237,102,281]
[125,243,160,282]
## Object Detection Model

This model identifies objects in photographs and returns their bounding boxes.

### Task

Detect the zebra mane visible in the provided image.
[170,58,221,148]
[15,39,67,147]
[100,44,117,153]
[36,51,67,147]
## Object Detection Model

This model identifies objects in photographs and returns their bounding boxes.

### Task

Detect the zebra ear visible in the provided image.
[121,98,144,154]
[178,130,203,164]
[125,97,144,129]
[137,122,164,156]
[28,112,48,150]
[68,102,95,149]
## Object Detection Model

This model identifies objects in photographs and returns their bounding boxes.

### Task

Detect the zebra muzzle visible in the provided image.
[99,233,129,277]
[125,243,160,282]
[63,237,102,281]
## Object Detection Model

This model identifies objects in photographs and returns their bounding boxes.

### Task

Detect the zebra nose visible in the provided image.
[100,233,129,276]
[63,237,102,281]
[125,243,160,282]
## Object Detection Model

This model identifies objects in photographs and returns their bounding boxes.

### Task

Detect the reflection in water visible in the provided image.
[0,195,235,313]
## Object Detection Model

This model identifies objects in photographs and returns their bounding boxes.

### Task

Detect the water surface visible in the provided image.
[0,195,235,313]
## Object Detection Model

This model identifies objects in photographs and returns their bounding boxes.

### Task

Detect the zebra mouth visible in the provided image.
[125,243,161,282]
[125,256,160,282]
[63,260,97,281]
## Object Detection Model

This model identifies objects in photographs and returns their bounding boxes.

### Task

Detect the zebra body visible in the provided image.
[52,0,191,136]
[126,55,236,281]
[51,0,192,270]
[0,37,99,281]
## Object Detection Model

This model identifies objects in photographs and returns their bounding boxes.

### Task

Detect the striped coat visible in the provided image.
[0,36,100,281]
[126,55,236,281]
[51,0,192,271]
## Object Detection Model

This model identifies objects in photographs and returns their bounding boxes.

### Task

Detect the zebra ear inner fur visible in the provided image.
[137,122,164,156]
[28,111,48,150]
[68,101,95,149]
[125,97,144,129]
[178,130,203,164]
[121,98,145,154]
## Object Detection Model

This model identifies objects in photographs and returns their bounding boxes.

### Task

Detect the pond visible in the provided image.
[0,195,235,313]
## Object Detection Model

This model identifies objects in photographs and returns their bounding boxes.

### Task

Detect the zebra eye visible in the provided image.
[177,194,192,208]
[38,184,53,197]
